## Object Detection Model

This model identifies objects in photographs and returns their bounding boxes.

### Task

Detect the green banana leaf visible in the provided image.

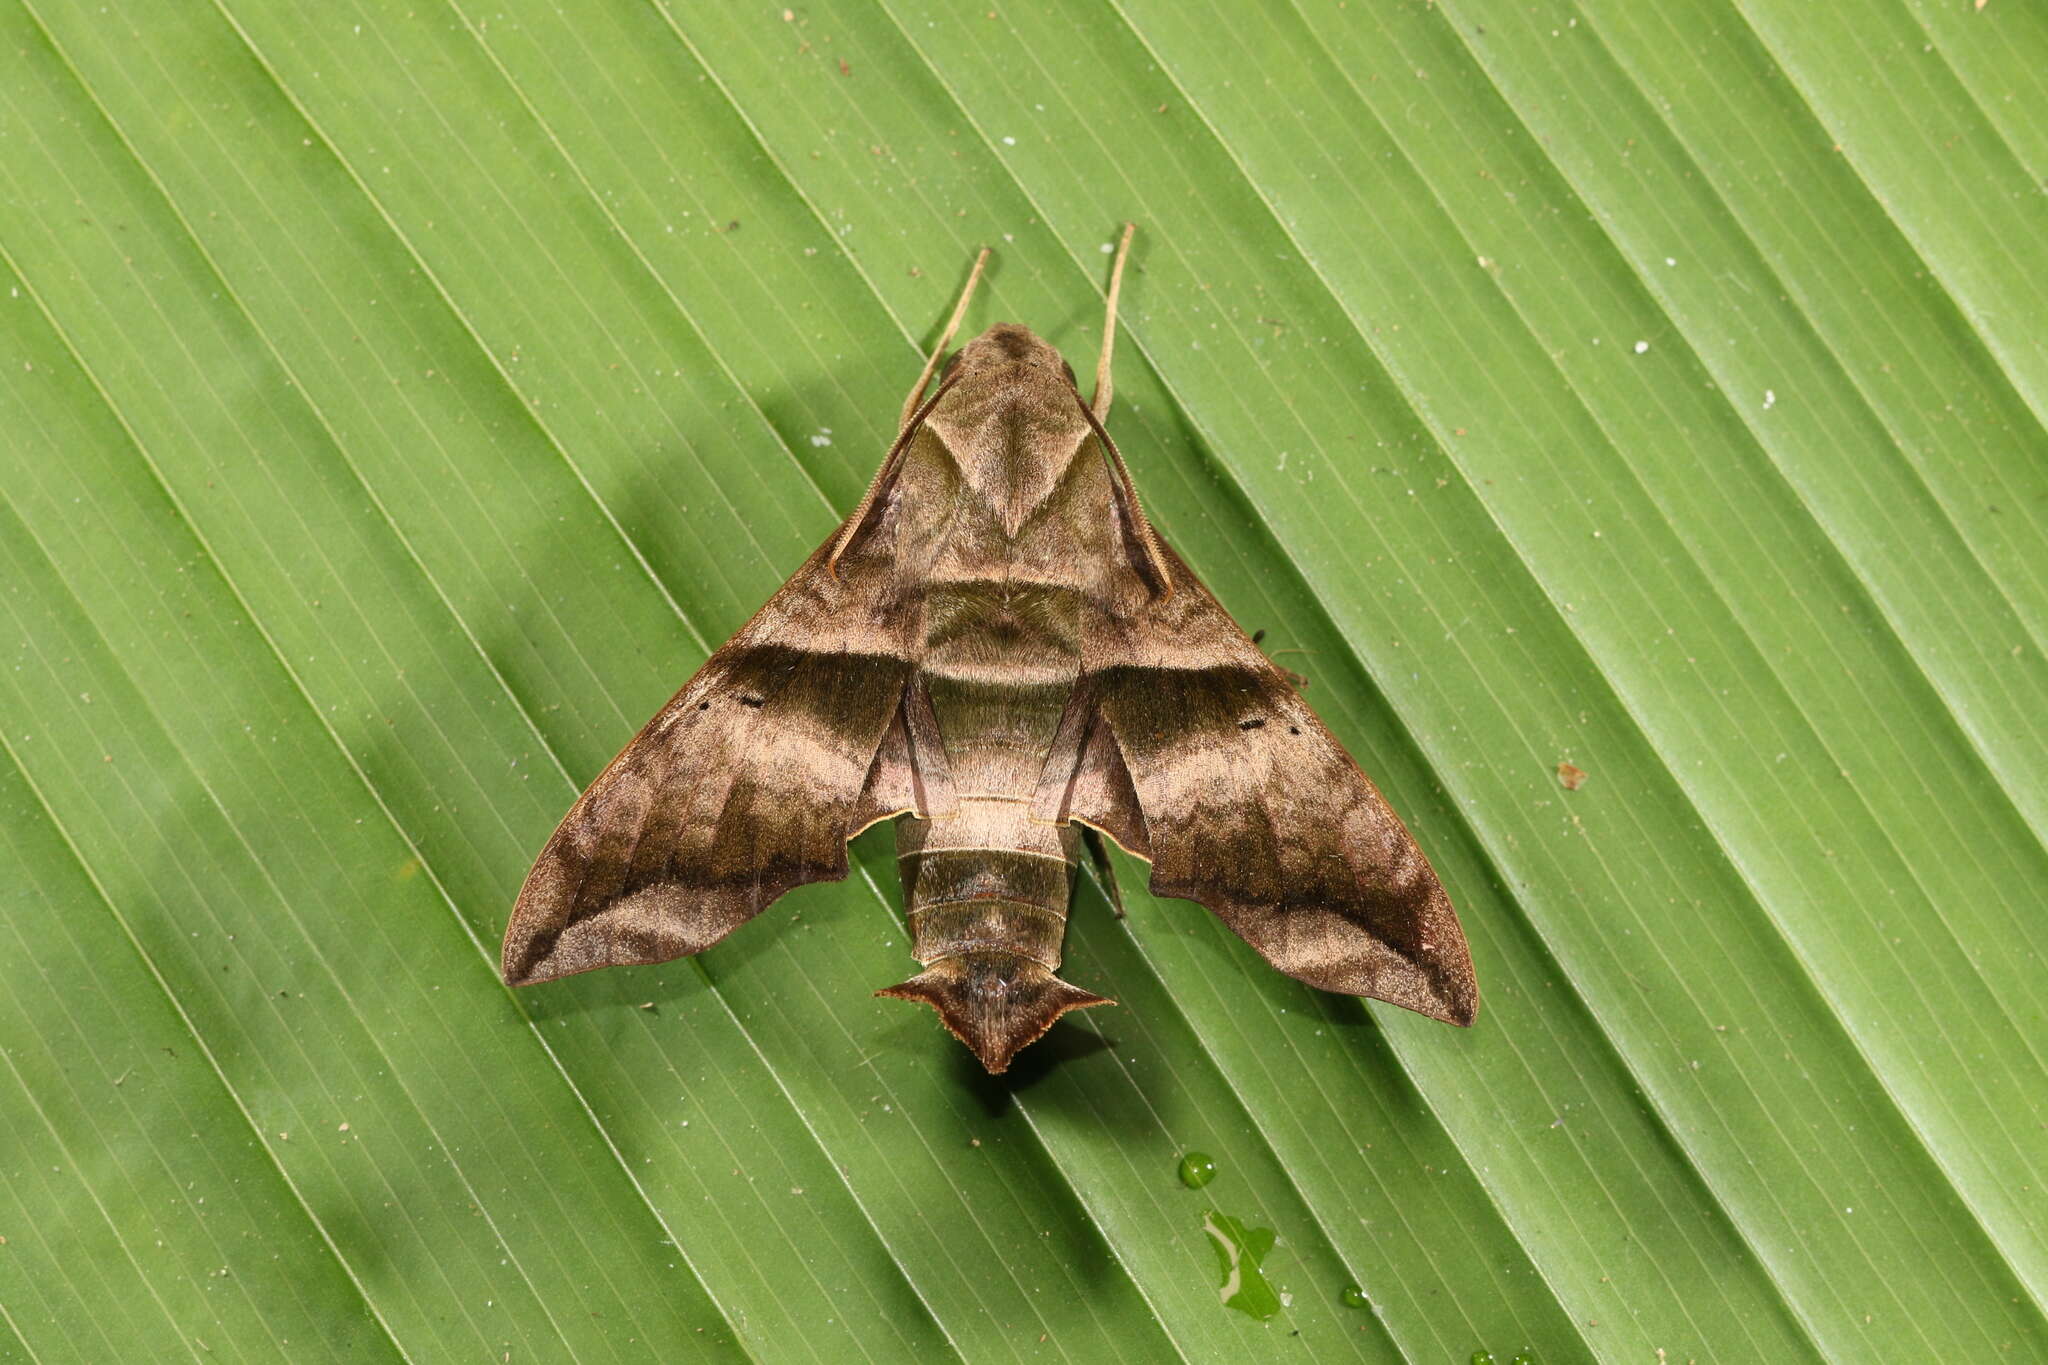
[2,1,2042,1360]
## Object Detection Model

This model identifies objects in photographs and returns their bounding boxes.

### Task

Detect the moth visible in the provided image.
[503,227,1477,1072]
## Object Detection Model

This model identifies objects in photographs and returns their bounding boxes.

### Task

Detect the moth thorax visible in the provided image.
[924,370,1092,538]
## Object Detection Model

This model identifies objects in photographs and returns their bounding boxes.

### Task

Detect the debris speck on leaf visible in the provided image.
[1557,761,1588,791]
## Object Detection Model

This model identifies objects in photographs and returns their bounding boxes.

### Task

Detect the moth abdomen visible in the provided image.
[882,811,1111,1072]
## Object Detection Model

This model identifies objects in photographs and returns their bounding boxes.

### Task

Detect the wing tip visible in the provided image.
[1431,985,1480,1028]
[499,878,783,989]
[1405,946,1480,1028]
[499,927,709,988]
[501,932,547,987]
[1269,941,1478,1028]
[499,942,585,989]
[1422,936,1480,1027]
[1357,967,1477,1028]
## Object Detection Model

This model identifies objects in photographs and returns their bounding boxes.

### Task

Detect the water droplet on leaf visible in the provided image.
[1178,1151,1218,1189]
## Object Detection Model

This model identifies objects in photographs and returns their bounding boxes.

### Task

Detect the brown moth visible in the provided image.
[502,226,1477,1072]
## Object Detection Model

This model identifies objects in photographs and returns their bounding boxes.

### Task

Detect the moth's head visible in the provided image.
[944,322,1078,392]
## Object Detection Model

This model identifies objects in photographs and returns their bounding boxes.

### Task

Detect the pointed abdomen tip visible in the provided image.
[878,952,1112,1073]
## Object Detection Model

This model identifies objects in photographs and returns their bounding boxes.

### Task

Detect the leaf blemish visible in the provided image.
[1200,1210,1282,1320]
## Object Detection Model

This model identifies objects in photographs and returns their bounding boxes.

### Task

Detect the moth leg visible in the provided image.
[900,246,991,428]
[1082,824,1126,919]
[1090,221,1137,421]
[1251,629,1312,690]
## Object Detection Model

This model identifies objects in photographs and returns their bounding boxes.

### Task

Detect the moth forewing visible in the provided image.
[502,225,1477,1072]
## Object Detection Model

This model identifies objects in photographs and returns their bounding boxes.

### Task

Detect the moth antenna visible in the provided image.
[900,246,991,428]
[1075,396,1174,600]
[1090,221,1136,421]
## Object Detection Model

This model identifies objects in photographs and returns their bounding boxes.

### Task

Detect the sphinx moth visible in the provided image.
[502,226,1477,1072]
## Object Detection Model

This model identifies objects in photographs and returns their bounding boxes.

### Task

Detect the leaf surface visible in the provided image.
[1,1,2041,1360]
